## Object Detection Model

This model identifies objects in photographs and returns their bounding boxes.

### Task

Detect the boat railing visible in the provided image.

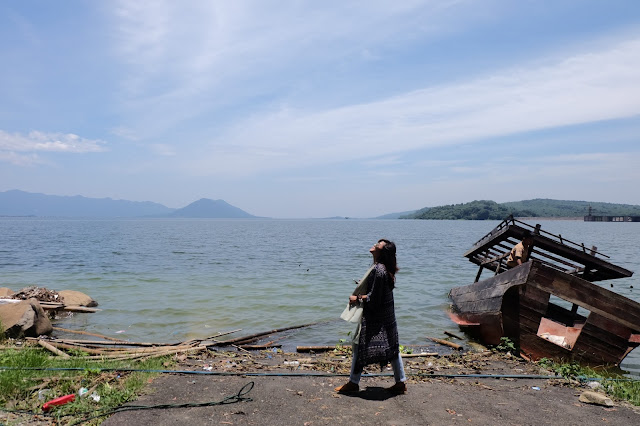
[475,215,610,260]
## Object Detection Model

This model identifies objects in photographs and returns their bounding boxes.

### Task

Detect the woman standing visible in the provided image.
[335,239,407,395]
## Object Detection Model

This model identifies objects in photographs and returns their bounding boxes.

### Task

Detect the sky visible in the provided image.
[1,1,640,218]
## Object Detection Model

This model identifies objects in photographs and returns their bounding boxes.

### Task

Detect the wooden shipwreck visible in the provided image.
[449,216,640,365]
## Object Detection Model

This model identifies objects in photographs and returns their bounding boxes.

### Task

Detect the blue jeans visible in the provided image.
[349,344,406,385]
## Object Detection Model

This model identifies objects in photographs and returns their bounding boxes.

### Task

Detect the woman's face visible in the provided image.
[370,240,386,257]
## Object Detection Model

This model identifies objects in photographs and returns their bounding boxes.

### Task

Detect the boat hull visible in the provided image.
[449,260,640,365]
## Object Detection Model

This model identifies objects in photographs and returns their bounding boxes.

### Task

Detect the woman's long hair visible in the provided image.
[377,239,398,288]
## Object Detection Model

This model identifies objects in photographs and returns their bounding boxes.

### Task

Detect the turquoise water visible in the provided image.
[1,218,639,373]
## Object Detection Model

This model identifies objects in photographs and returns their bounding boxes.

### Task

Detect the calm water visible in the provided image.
[1,218,639,373]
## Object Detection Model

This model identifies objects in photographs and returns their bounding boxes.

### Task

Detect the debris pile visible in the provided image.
[11,286,61,303]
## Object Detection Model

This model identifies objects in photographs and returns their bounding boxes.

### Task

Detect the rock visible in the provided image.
[0,298,53,337]
[58,290,98,307]
[579,391,614,407]
[0,287,15,298]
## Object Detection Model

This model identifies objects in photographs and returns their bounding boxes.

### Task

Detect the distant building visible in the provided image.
[584,205,640,222]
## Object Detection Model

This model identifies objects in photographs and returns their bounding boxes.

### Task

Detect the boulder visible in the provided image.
[0,287,15,298]
[0,298,52,338]
[58,290,98,307]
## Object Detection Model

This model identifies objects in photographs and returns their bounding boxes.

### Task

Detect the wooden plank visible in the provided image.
[586,313,634,339]
[579,323,629,351]
[450,263,531,300]
[528,264,640,330]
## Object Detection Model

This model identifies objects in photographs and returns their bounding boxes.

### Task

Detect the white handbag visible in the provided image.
[340,302,363,323]
[339,265,374,324]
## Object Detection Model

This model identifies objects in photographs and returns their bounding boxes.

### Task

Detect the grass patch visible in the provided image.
[538,358,640,406]
[1,343,174,424]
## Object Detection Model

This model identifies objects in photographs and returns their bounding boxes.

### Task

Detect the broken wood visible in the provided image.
[427,336,463,350]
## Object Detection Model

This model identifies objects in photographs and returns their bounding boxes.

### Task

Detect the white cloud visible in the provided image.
[0,130,106,160]
[188,36,640,176]
[108,0,475,137]
[0,151,43,166]
[149,143,176,156]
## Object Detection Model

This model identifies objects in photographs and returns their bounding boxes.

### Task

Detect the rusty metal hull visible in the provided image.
[449,260,640,365]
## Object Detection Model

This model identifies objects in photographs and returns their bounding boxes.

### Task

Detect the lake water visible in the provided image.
[1,218,639,374]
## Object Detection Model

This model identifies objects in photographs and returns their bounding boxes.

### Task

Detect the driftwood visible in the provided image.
[427,336,463,350]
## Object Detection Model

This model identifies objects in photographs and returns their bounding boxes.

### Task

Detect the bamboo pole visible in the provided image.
[97,345,208,361]
[52,327,128,342]
[214,322,320,346]
[37,340,71,358]
[55,338,179,347]
[401,352,439,358]
[238,343,282,350]
[63,342,198,357]
[427,336,463,350]
[444,331,464,340]
[182,328,243,345]
[296,346,337,353]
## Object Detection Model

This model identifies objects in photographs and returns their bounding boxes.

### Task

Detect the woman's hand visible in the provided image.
[349,295,367,305]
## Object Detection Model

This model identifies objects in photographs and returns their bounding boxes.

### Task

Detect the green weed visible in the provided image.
[0,344,173,424]
[537,358,640,406]
[494,337,517,353]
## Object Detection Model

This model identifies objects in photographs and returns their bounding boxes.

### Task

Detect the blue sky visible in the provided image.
[1,1,639,218]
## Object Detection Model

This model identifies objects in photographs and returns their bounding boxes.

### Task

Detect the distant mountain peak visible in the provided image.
[170,198,256,218]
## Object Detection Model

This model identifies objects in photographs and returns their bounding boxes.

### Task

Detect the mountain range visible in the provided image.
[0,190,257,218]
[2,190,639,219]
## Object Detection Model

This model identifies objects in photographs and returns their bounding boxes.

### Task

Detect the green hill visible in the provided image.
[402,199,640,220]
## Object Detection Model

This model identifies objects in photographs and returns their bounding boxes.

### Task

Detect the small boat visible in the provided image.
[448,216,640,365]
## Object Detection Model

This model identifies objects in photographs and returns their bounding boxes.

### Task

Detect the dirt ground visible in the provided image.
[98,349,639,426]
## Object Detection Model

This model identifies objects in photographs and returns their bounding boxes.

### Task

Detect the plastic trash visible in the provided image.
[78,387,89,397]
[90,392,100,402]
[42,394,75,411]
[531,386,541,391]
[37,389,51,401]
